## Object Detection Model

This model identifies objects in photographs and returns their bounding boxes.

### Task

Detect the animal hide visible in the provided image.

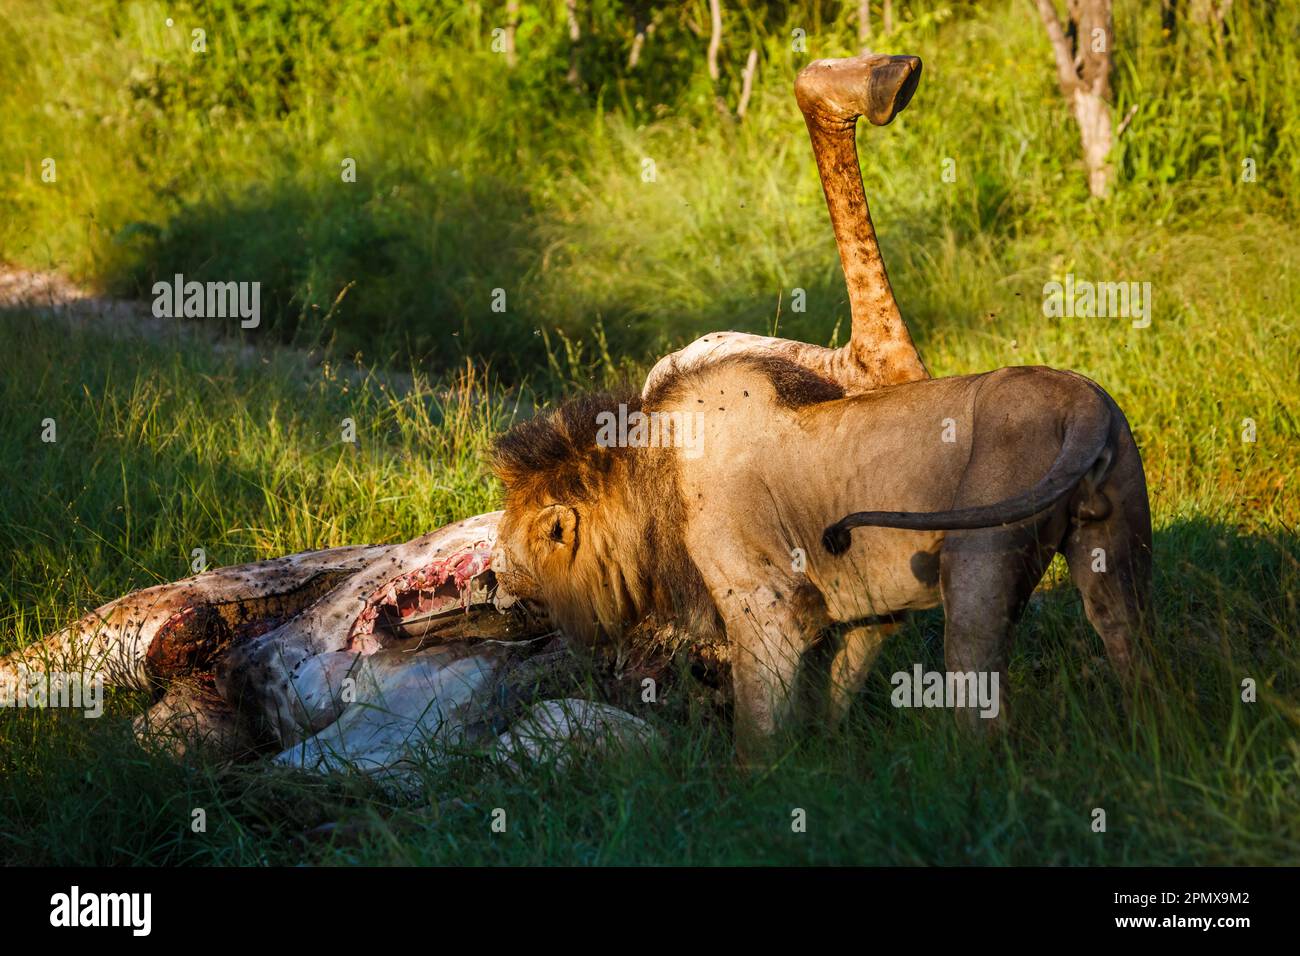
[2,512,654,788]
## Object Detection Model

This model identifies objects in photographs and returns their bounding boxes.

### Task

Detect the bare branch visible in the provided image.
[566,0,582,88]
[1115,102,1139,138]
[707,0,722,82]
[1034,0,1080,96]
[627,11,660,71]
[736,48,759,119]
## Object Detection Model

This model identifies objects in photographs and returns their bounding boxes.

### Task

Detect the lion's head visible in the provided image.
[491,390,714,649]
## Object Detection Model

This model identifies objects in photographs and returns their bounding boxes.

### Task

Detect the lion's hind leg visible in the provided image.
[1059,470,1153,682]
[939,523,1061,731]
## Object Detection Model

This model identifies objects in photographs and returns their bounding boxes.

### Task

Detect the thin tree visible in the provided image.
[627,7,660,71]
[707,0,723,81]
[736,48,759,119]
[1034,0,1115,198]
[505,0,518,68]
[566,0,582,88]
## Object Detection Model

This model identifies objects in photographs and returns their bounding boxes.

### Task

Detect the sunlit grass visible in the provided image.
[2,1,1295,373]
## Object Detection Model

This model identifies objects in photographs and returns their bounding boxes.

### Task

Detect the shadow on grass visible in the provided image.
[94,178,935,390]
[0,514,1295,865]
[99,175,544,377]
[1,308,1295,863]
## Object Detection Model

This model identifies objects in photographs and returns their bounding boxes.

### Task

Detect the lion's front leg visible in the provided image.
[714,588,814,767]
[827,621,898,725]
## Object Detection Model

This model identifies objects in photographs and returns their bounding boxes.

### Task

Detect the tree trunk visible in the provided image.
[1188,0,1232,26]
[1034,0,1115,198]
[505,0,519,68]
[566,0,582,88]
[858,0,872,46]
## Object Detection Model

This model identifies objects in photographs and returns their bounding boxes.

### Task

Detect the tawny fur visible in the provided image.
[494,356,1153,764]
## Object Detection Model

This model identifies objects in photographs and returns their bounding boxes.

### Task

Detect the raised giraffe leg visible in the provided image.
[795,52,929,382]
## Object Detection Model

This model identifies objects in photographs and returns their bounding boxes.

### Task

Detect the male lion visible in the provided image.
[492,356,1152,762]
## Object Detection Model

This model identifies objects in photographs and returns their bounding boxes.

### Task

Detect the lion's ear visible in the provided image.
[534,504,578,551]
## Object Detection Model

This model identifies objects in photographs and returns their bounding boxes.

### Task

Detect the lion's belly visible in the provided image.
[809,528,944,621]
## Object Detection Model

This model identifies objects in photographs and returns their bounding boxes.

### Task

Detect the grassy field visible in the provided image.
[1,0,1298,864]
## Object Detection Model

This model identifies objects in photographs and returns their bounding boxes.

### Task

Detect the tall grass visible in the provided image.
[2,0,1296,375]
[1,309,1296,865]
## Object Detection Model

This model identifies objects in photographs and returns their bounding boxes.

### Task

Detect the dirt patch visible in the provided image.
[0,264,417,394]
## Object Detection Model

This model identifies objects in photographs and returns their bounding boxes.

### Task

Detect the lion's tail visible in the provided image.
[822,382,1114,554]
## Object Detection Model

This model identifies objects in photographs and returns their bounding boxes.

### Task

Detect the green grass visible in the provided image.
[1,0,1299,864]
[1,270,1296,864]
[3,0,1296,377]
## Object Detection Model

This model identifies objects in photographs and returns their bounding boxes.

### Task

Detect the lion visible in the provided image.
[492,356,1152,762]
